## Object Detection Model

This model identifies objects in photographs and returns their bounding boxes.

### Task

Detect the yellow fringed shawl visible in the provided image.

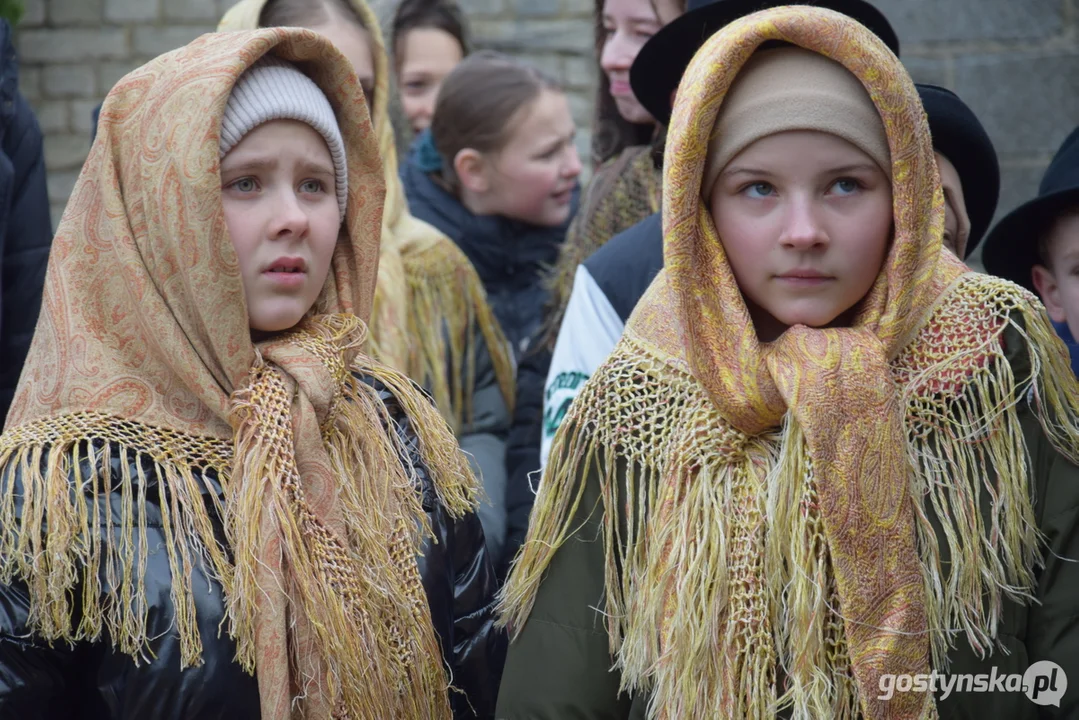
[501,8,1079,720]
[220,0,516,431]
[1,29,477,719]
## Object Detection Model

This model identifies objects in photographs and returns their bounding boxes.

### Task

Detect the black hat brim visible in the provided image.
[981,188,1079,293]
[916,84,1000,258]
[629,0,901,126]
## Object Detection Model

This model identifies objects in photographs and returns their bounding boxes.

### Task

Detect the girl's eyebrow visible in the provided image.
[721,166,773,178]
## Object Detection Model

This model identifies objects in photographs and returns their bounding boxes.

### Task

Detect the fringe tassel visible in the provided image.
[501,274,1079,720]
[898,274,1079,673]
[228,357,454,718]
[0,415,233,668]
[371,240,515,435]
[765,419,859,719]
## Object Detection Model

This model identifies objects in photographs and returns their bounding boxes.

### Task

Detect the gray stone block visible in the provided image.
[166,0,220,22]
[515,0,561,19]
[995,162,1051,224]
[51,0,103,25]
[877,0,1063,44]
[955,51,1079,156]
[44,133,90,172]
[71,99,103,136]
[36,101,69,135]
[50,204,66,232]
[901,56,949,90]
[98,61,139,95]
[562,0,592,17]
[20,67,43,102]
[23,0,46,26]
[458,0,508,19]
[17,29,128,63]
[105,0,161,22]
[133,26,214,57]
[563,55,597,91]
[966,162,1049,271]
[473,18,592,53]
[518,52,563,79]
[566,88,591,126]
[47,170,80,205]
[43,64,96,99]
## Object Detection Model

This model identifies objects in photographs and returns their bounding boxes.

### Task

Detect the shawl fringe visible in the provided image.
[0,356,477,718]
[500,274,1079,719]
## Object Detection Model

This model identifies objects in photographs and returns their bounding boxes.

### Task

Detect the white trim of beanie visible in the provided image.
[220,56,348,218]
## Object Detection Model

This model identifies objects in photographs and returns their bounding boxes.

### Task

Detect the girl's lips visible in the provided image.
[775,274,833,287]
[263,269,307,288]
[609,80,633,96]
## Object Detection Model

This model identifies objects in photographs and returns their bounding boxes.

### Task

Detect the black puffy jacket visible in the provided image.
[0,20,52,425]
[400,139,578,360]
[0,376,505,719]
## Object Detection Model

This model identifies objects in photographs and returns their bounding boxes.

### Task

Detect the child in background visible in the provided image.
[499,7,1079,719]
[220,0,517,581]
[391,0,470,137]
[0,28,494,719]
[400,50,582,366]
[984,126,1079,376]
[401,52,581,572]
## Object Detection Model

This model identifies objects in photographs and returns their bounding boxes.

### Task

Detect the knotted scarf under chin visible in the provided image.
[227,314,452,719]
[761,326,931,717]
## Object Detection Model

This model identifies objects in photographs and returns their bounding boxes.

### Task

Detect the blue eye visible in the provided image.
[832,178,860,195]
[300,179,325,194]
[231,177,257,193]
[744,182,775,198]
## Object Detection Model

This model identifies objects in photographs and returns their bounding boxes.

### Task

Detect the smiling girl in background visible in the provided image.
[401,52,582,571]
[392,0,470,137]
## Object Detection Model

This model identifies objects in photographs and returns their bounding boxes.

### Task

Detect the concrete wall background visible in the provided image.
[17,0,1079,260]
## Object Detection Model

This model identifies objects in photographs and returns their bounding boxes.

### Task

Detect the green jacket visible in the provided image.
[497,332,1079,719]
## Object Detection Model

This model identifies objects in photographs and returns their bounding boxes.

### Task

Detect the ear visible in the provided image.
[453,148,490,194]
[1032,263,1068,324]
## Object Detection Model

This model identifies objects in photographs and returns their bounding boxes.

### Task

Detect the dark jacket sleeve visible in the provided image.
[0,40,52,425]
[501,343,550,577]
[0,580,83,719]
[376,378,507,719]
[1013,325,1079,719]
[496,457,637,720]
[457,324,511,564]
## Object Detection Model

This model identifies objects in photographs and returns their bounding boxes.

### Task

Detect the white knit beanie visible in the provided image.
[220,55,348,217]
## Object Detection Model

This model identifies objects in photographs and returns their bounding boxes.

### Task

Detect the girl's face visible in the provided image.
[311,21,376,110]
[397,27,465,134]
[221,120,342,333]
[472,88,582,227]
[708,130,893,342]
[600,0,681,125]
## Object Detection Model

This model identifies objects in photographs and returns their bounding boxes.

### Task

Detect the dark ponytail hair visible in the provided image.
[259,0,366,30]
[391,0,471,66]
[430,50,563,192]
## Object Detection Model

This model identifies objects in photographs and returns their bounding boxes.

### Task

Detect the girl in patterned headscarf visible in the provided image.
[0,27,495,719]
[219,0,518,564]
[499,7,1079,719]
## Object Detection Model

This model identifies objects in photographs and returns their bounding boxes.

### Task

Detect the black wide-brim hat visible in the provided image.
[982,125,1079,292]
[629,0,900,126]
[916,84,1000,259]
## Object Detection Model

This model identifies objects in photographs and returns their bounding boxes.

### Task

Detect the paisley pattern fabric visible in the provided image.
[501,8,1079,720]
[220,0,515,431]
[0,29,476,719]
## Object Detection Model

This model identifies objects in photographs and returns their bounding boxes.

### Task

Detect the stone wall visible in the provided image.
[17,0,1079,260]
